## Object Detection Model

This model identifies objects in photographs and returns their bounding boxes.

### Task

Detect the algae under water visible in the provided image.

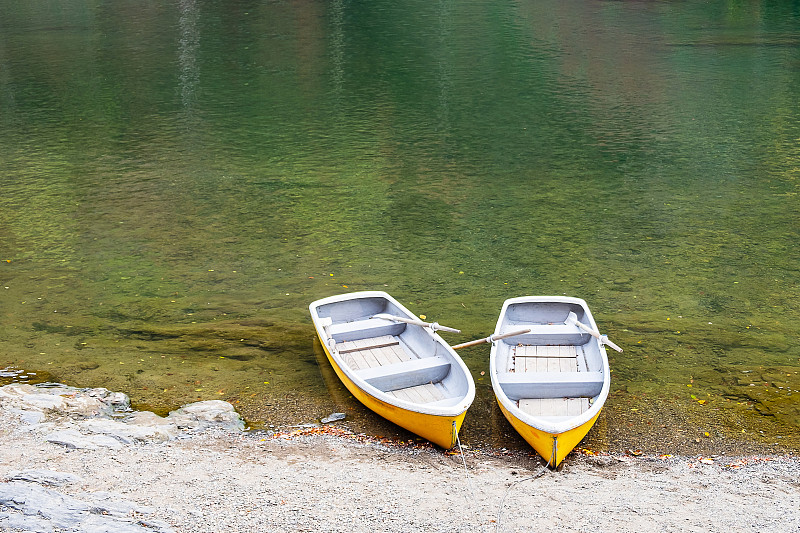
[0,0,798,455]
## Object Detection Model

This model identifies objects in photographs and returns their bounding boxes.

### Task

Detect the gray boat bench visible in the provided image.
[335,334,451,404]
[501,324,590,347]
[498,372,603,399]
[327,318,406,343]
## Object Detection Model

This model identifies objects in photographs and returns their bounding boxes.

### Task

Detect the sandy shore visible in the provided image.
[0,387,798,532]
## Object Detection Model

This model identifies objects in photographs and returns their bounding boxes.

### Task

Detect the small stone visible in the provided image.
[321,412,346,424]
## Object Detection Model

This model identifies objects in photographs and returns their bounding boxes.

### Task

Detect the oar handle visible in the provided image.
[571,318,600,338]
[601,336,623,353]
[491,328,532,342]
[450,338,490,350]
[371,314,461,334]
[567,315,623,352]
[451,328,531,350]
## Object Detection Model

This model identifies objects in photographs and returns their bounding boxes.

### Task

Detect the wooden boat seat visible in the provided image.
[356,356,451,393]
[327,318,405,343]
[497,372,603,400]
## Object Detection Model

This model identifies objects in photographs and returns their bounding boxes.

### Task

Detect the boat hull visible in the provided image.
[490,296,611,467]
[320,339,466,449]
[309,291,474,450]
[495,394,601,466]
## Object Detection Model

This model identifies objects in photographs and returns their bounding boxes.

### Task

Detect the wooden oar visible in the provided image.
[566,312,623,352]
[371,313,461,334]
[450,328,531,350]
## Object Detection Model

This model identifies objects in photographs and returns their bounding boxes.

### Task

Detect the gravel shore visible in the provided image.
[1,384,798,532]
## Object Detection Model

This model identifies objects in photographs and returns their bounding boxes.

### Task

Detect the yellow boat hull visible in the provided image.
[496,396,600,467]
[321,342,466,449]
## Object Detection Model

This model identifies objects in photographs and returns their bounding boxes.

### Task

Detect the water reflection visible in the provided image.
[0,0,798,454]
[329,0,345,99]
[177,0,199,119]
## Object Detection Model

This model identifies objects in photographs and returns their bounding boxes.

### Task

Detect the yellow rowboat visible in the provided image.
[309,291,475,449]
[488,296,618,467]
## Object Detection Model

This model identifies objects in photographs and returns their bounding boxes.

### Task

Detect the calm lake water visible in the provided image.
[1,0,798,454]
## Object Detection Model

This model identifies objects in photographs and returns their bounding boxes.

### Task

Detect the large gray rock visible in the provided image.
[44,428,124,450]
[0,481,173,532]
[5,470,83,487]
[167,400,246,432]
[0,511,54,533]
[80,418,178,444]
[0,384,245,448]
[0,383,130,423]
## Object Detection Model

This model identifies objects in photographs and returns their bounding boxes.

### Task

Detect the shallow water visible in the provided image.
[1,0,798,453]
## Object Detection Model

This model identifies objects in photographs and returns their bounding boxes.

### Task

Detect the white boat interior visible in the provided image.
[494,300,606,421]
[314,294,471,408]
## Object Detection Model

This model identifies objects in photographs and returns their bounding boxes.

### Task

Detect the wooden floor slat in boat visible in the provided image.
[387,382,446,404]
[512,345,578,373]
[519,397,589,417]
[338,336,412,371]
[338,335,450,402]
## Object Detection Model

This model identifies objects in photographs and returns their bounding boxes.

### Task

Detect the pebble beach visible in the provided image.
[0,383,798,532]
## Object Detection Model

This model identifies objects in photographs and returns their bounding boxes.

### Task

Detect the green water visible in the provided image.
[1,0,798,454]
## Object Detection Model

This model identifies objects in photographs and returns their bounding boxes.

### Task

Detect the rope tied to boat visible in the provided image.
[495,442,552,532]
[454,422,476,503]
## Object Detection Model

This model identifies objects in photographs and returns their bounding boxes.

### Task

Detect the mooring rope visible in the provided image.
[494,441,554,533]
[454,425,476,502]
